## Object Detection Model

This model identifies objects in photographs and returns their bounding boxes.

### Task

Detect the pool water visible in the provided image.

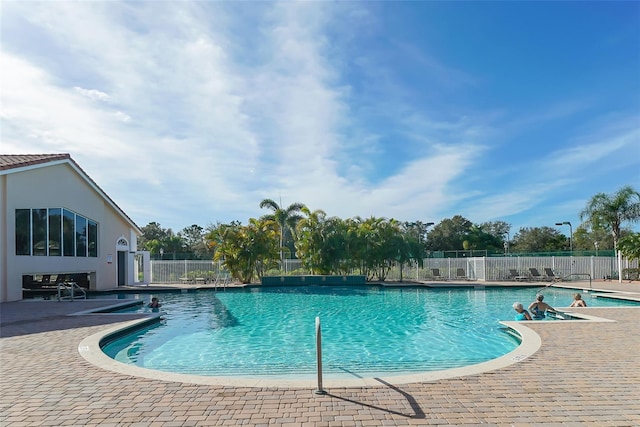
[102,286,636,379]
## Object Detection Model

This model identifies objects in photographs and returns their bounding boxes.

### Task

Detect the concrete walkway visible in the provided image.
[1,281,639,426]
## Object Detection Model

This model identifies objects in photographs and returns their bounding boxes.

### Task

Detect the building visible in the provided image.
[0,154,148,302]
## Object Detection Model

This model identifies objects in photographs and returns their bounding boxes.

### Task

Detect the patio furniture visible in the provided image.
[508,269,528,281]
[543,268,560,282]
[431,268,445,280]
[529,268,545,281]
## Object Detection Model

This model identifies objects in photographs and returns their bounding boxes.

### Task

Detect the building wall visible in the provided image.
[1,162,139,302]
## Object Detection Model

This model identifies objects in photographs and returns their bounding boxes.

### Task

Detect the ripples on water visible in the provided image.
[102,286,635,377]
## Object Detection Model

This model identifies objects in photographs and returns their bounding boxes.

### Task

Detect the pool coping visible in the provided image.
[76,305,616,389]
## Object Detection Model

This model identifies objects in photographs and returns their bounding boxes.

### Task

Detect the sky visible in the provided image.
[2,1,639,236]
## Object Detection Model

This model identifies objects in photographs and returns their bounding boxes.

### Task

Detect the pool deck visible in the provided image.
[2,280,640,426]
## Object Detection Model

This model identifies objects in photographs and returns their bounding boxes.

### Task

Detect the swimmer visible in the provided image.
[513,302,532,321]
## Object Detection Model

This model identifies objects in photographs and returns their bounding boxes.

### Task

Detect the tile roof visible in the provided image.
[0,153,71,170]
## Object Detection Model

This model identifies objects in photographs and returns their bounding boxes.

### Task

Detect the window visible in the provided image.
[88,220,98,257]
[63,209,75,257]
[48,208,62,256]
[76,215,87,257]
[16,208,99,258]
[32,208,47,256]
[16,209,31,255]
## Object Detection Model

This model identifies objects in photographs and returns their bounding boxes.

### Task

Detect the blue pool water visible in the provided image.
[102,286,636,378]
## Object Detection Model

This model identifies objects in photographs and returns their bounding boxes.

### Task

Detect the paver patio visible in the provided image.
[1,281,639,426]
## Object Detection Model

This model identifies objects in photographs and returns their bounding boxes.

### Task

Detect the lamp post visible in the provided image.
[555,221,572,253]
[159,247,164,260]
[594,241,598,257]
[503,231,510,256]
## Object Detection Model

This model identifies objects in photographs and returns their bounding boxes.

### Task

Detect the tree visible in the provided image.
[295,207,332,274]
[572,225,615,251]
[511,227,566,253]
[138,222,171,254]
[618,233,640,263]
[479,221,511,240]
[580,185,640,251]
[463,225,503,251]
[425,216,473,251]
[259,198,306,265]
[211,219,279,283]
[138,222,183,258]
[179,224,212,259]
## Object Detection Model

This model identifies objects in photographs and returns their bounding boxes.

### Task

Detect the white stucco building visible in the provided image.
[0,154,148,302]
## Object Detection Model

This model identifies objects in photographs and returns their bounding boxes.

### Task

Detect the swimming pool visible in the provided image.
[101,285,636,380]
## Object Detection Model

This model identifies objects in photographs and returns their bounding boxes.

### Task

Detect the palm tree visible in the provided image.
[580,185,640,251]
[259,198,306,266]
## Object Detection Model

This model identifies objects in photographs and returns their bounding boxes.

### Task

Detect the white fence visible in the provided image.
[150,256,637,284]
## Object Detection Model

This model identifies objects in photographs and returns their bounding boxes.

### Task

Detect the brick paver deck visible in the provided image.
[1,282,639,426]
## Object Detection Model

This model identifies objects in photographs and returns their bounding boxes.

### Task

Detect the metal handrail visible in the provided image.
[560,273,592,290]
[57,281,87,301]
[314,316,325,395]
[537,273,592,293]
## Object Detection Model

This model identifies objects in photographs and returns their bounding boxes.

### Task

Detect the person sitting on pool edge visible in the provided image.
[570,293,587,307]
[513,302,532,320]
[528,294,555,318]
[148,297,162,309]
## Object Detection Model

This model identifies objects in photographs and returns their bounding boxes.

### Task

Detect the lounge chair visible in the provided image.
[431,268,445,280]
[529,268,545,281]
[456,268,468,280]
[508,269,528,281]
[543,268,560,282]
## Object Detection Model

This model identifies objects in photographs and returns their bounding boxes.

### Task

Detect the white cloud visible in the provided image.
[74,87,111,102]
[2,1,637,233]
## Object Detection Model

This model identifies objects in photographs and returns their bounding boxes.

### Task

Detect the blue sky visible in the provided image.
[2,1,639,235]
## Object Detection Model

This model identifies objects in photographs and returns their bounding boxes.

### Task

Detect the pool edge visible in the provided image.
[78,318,547,389]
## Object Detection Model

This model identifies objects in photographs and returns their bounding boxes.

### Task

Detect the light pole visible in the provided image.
[555,221,572,253]
[594,241,599,257]
[503,231,510,255]
[159,247,164,260]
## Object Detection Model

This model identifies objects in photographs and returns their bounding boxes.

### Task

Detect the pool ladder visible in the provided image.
[57,281,87,301]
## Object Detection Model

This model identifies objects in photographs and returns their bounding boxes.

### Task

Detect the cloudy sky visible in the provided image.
[2,1,639,234]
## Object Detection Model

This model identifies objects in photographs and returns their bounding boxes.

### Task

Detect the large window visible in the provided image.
[15,208,98,258]
[76,215,87,257]
[32,209,47,256]
[48,208,62,256]
[88,220,98,257]
[15,209,31,255]
[63,209,75,257]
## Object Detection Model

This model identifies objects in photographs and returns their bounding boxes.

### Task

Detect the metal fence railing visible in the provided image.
[150,256,638,284]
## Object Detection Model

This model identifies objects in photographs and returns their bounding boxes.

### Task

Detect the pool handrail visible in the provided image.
[536,273,592,294]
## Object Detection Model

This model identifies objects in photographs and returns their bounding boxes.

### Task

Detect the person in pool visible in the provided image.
[570,293,587,307]
[513,302,532,320]
[528,294,555,318]
[148,297,162,309]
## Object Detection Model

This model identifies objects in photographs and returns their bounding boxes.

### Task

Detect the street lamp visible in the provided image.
[555,222,573,253]
[503,231,510,255]
[159,247,164,260]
